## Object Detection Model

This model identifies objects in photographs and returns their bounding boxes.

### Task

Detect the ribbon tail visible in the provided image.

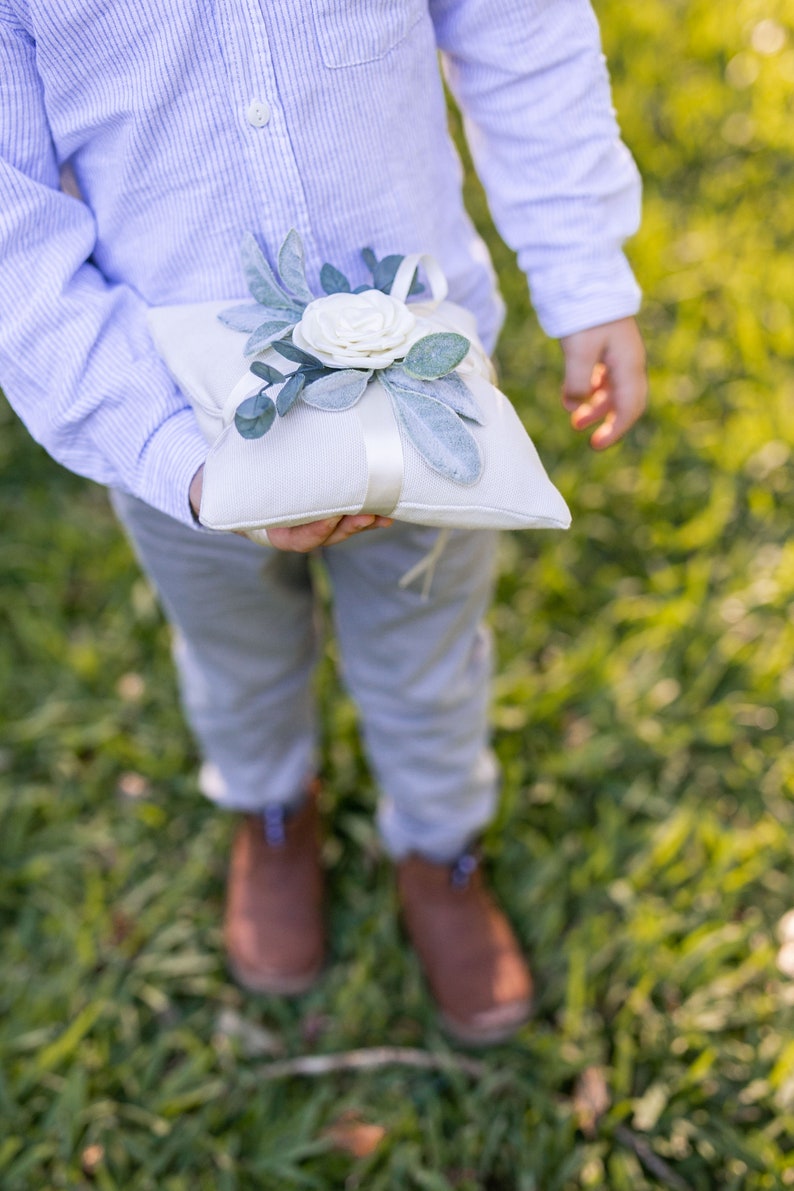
[398,528,452,601]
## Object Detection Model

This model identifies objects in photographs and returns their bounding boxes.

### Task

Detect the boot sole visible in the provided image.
[227,956,323,997]
[439,997,533,1047]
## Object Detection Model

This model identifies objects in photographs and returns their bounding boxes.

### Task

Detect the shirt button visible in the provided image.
[246,99,271,128]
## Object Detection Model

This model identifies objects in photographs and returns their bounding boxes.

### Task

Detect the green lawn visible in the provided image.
[2,2,794,1187]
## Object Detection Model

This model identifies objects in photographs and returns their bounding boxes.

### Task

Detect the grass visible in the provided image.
[2,0,794,1186]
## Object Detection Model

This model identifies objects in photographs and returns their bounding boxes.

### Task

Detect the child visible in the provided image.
[0,0,646,1043]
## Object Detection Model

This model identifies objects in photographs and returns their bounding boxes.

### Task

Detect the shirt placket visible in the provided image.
[212,0,319,274]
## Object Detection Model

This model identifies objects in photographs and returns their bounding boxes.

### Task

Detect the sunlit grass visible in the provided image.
[1,1,794,1186]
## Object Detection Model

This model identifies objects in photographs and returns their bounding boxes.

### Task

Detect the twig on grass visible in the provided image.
[256,1046,487,1081]
[614,1124,693,1191]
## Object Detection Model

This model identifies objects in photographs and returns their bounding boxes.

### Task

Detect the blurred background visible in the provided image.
[1,0,793,1187]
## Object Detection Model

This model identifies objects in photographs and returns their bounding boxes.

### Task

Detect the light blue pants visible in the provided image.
[111,491,499,861]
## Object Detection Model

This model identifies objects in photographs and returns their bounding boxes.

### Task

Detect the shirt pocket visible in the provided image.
[310,0,425,68]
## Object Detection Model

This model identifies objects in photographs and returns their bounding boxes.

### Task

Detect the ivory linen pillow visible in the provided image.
[146,236,571,538]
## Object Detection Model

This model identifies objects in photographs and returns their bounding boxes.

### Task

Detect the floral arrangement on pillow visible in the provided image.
[217,230,486,485]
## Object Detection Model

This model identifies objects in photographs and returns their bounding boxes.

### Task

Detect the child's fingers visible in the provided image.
[561,317,647,449]
[570,386,611,431]
[322,514,393,544]
[267,517,345,551]
[561,338,603,410]
[589,401,640,449]
[604,323,647,414]
[260,514,393,552]
[561,364,597,411]
[593,356,647,448]
[322,514,377,545]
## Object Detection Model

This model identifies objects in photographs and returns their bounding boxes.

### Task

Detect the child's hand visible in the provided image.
[560,316,647,449]
[188,466,392,551]
[266,515,393,551]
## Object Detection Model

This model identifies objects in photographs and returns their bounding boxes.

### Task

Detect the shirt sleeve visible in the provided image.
[429,0,642,338]
[0,12,207,524]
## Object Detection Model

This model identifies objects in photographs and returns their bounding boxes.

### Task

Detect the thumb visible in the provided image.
[560,332,602,410]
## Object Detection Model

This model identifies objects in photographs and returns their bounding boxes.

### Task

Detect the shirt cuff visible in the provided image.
[527,251,642,340]
[134,406,208,527]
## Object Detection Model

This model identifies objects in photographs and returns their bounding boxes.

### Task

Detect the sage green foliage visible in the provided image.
[300,369,372,412]
[2,1,794,1185]
[403,333,470,381]
[386,367,485,426]
[278,230,315,307]
[228,234,460,461]
[381,372,482,485]
[240,232,304,316]
[234,389,277,439]
[319,262,351,295]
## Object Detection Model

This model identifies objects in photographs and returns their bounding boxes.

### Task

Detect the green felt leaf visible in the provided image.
[253,386,273,413]
[271,339,323,367]
[218,303,271,333]
[249,361,286,387]
[386,366,484,424]
[234,391,276,439]
[320,263,352,295]
[244,321,295,356]
[300,369,372,410]
[403,332,470,380]
[277,229,314,305]
[240,233,303,314]
[373,254,424,296]
[361,247,378,274]
[383,378,482,484]
[275,370,306,416]
[296,365,328,383]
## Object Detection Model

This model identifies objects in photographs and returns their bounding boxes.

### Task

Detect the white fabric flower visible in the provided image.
[292,290,420,369]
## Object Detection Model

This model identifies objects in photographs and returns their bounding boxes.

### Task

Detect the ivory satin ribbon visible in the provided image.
[354,377,404,516]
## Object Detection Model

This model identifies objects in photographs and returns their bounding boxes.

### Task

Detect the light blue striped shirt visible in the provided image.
[0,0,641,525]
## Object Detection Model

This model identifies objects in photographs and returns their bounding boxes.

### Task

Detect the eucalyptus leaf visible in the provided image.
[383,379,482,484]
[275,370,306,416]
[353,284,373,294]
[244,320,295,356]
[386,366,484,424]
[320,263,352,295]
[252,387,273,414]
[373,254,424,296]
[241,233,303,314]
[277,229,315,305]
[218,303,271,333]
[250,361,286,387]
[235,392,276,439]
[271,339,324,367]
[403,332,470,380]
[297,365,330,383]
[361,247,378,274]
[300,369,372,411]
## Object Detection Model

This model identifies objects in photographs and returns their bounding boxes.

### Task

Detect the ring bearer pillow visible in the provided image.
[146,231,571,543]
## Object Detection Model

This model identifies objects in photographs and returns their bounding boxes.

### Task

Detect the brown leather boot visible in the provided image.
[224,788,324,995]
[397,850,533,1045]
